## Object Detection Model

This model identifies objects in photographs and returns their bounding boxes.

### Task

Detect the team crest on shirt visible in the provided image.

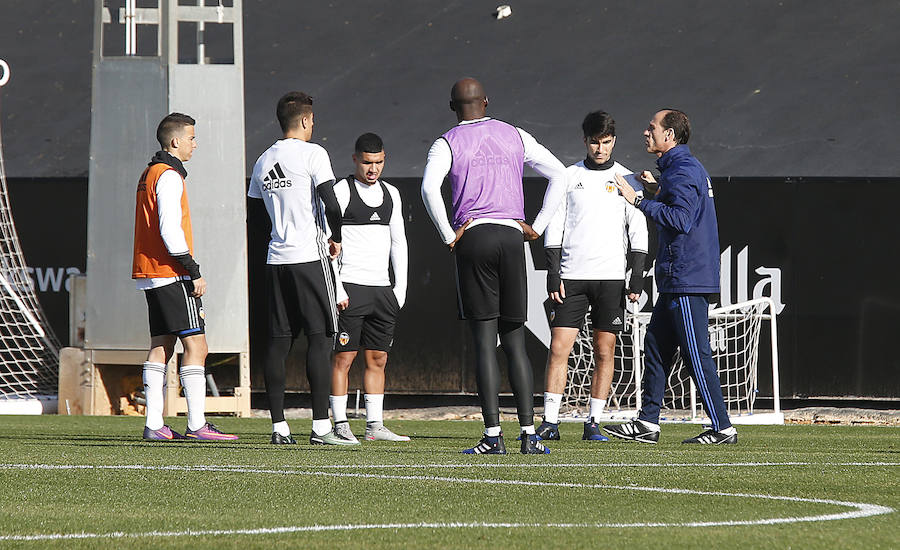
[339,332,350,346]
[605,181,615,193]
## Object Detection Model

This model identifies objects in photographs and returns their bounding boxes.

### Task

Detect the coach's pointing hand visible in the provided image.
[614,174,638,206]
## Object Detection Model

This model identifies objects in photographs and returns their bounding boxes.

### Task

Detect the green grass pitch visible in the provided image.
[0,416,896,549]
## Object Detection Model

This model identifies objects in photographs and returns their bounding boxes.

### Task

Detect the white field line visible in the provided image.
[0,463,894,542]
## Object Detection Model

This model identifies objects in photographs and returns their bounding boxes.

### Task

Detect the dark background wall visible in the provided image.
[0,1,898,178]
[10,177,898,399]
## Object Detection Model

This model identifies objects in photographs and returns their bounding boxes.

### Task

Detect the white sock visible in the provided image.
[543,392,562,424]
[521,424,535,435]
[312,418,332,436]
[637,419,661,432]
[485,425,502,437]
[364,393,384,424]
[272,420,290,436]
[180,365,206,431]
[142,362,166,430]
[330,394,348,423]
[719,426,737,436]
[589,398,607,422]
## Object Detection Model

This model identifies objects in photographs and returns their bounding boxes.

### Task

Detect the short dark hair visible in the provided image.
[276,91,314,132]
[581,111,615,138]
[354,132,384,155]
[156,112,195,148]
[661,109,691,145]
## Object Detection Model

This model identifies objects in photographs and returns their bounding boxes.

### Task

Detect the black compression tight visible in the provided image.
[263,333,333,423]
[468,319,535,429]
[263,335,292,424]
[305,332,333,420]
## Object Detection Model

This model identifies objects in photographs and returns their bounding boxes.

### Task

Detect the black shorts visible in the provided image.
[335,283,400,352]
[453,224,527,322]
[549,279,626,332]
[266,261,339,338]
[144,279,205,337]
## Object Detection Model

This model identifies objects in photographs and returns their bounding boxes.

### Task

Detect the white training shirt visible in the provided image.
[135,168,191,291]
[248,139,336,265]
[544,161,649,280]
[334,178,408,308]
[421,117,568,244]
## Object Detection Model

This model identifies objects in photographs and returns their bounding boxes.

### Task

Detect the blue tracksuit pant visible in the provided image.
[638,293,732,431]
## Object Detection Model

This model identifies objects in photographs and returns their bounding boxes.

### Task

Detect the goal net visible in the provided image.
[0,62,61,410]
[561,297,782,424]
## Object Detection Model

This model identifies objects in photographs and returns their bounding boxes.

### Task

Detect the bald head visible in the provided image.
[449,78,488,121]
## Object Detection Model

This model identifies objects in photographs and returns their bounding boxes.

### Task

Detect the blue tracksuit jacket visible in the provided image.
[637,145,720,294]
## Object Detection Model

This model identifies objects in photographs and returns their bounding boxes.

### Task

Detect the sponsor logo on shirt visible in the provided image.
[370,212,381,221]
[574,182,584,190]
[262,163,292,191]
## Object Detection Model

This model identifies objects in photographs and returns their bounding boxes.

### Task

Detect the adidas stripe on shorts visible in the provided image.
[453,224,527,322]
[144,279,205,337]
[266,260,338,338]
[335,283,400,352]
[549,279,626,332]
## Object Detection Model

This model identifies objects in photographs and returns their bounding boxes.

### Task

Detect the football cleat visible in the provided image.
[535,420,561,441]
[142,425,184,441]
[603,420,660,444]
[270,432,297,445]
[334,421,360,443]
[365,424,410,442]
[184,422,239,441]
[462,433,506,454]
[310,429,360,446]
[582,421,609,441]
[682,429,737,445]
[520,433,551,454]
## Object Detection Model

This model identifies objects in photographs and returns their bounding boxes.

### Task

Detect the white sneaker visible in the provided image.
[334,421,359,444]
[365,424,410,442]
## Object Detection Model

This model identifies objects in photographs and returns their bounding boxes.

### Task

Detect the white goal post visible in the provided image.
[0,60,61,413]
[561,297,783,425]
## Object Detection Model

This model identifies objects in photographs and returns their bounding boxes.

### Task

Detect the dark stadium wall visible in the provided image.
[0,1,898,178]
[10,177,897,400]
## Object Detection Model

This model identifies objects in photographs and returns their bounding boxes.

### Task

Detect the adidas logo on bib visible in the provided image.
[370,212,381,221]
[612,316,622,325]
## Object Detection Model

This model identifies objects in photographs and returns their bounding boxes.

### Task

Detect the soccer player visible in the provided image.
[607,109,737,444]
[249,91,352,446]
[329,133,410,444]
[133,112,237,441]
[421,77,568,455]
[538,111,648,442]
